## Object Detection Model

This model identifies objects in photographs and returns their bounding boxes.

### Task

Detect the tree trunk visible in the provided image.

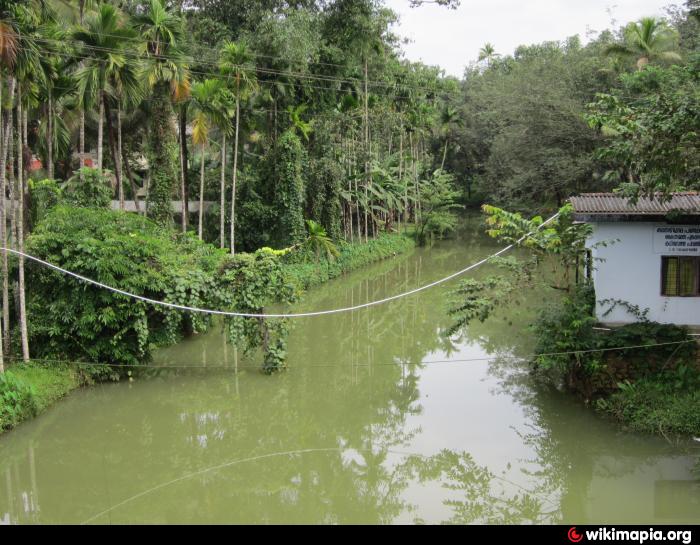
[230,95,240,256]
[47,92,54,180]
[122,143,140,213]
[103,98,123,212]
[79,1,85,181]
[0,77,12,359]
[97,91,104,171]
[0,76,3,371]
[441,138,448,171]
[117,102,124,209]
[179,105,188,232]
[146,83,178,226]
[219,133,226,249]
[198,143,205,240]
[16,82,29,363]
[363,58,369,244]
[79,108,85,181]
[4,90,13,357]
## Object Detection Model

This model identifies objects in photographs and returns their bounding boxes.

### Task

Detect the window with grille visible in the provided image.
[661,257,700,296]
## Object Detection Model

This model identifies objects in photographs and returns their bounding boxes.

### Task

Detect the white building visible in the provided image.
[570,193,700,327]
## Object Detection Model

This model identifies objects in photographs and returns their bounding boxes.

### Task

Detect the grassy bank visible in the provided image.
[0,363,81,433]
[284,232,415,291]
[597,381,700,437]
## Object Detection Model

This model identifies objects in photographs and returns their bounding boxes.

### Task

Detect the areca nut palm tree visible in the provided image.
[189,78,233,241]
[219,41,258,255]
[134,0,191,227]
[73,3,137,175]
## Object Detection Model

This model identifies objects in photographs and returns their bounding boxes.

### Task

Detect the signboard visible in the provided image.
[653,225,700,255]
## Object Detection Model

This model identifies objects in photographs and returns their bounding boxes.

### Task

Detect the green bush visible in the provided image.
[26,205,228,367]
[533,283,699,436]
[63,168,113,209]
[533,283,696,393]
[0,372,37,431]
[223,248,298,374]
[29,178,62,226]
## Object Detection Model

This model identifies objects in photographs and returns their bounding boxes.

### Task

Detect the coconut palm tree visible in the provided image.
[134,0,190,227]
[478,42,499,67]
[219,41,257,255]
[605,17,682,70]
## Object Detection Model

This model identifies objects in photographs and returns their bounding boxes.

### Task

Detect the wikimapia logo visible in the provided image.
[567,527,693,544]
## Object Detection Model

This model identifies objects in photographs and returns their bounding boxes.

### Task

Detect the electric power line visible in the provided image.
[0,212,561,319]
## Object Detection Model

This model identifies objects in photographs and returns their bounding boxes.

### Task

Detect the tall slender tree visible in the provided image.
[189,78,231,240]
[73,3,138,185]
[219,41,257,255]
[134,0,190,227]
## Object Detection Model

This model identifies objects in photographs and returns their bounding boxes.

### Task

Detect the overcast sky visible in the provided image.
[385,0,675,76]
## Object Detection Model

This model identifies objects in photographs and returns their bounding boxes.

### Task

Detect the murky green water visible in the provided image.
[1,218,698,524]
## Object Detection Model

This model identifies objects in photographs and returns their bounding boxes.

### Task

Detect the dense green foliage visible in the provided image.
[25,205,225,366]
[0,371,37,431]
[534,284,699,436]
[223,248,297,373]
[284,232,414,290]
[415,170,461,245]
[597,381,700,436]
[62,168,113,209]
[272,130,306,247]
[586,62,700,198]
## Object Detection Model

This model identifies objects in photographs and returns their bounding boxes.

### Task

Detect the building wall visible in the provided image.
[588,222,700,326]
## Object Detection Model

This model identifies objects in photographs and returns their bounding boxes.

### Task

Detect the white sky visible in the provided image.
[385,0,675,76]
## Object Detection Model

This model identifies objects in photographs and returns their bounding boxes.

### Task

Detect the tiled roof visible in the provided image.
[569,193,700,215]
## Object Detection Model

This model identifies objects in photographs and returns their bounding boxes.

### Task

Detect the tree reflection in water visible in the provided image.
[0,217,697,524]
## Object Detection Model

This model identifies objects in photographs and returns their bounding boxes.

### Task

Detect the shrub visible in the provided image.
[223,248,297,374]
[63,168,113,209]
[29,178,62,226]
[25,205,228,367]
[25,205,309,372]
[0,372,37,431]
[533,283,698,400]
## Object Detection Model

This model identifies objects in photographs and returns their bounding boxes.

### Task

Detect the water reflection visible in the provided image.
[0,218,697,524]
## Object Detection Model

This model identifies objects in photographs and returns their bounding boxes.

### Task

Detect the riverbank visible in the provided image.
[0,232,416,435]
[0,363,81,432]
[284,232,415,291]
[533,284,700,438]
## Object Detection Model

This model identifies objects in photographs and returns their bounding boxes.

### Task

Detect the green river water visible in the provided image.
[0,218,698,524]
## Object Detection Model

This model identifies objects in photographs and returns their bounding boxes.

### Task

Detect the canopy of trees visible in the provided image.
[0,0,697,371]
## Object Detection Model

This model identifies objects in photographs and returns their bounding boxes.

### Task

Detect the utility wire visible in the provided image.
[5,337,695,372]
[25,35,460,101]
[0,213,560,319]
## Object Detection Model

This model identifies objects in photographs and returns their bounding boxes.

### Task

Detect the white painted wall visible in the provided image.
[588,222,700,326]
